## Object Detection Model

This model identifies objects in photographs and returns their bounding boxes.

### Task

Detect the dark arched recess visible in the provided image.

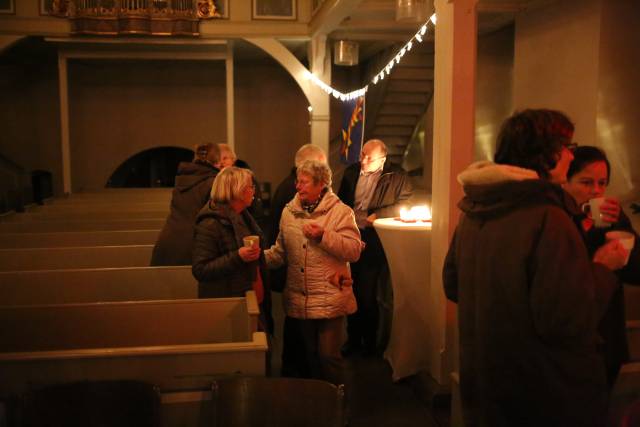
[107,146,193,188]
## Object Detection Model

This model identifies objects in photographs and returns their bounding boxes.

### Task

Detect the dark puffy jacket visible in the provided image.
[443,161,618,427]
[579,209,640,386]
[192,202,272,331]
[150,161,218,266]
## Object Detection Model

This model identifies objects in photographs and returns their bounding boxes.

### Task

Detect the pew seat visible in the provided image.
[0,266,196,305]
[0,229,160,249]
[0,245,154,271]
[0,218,165,233]
[0,292,265,398]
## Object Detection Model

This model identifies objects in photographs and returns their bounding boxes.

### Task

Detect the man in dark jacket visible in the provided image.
[150,143,220,266]
[338,139,412,356]
[268,143,327,377]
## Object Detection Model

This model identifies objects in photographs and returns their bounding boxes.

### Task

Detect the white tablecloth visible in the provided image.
[373,218,432,381]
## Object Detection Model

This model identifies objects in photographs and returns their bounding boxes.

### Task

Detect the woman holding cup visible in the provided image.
[264,160,362,386]
[564,145,640,386]
[192,166,271,330]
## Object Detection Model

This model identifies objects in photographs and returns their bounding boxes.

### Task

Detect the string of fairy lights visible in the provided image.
[304,13,437,102]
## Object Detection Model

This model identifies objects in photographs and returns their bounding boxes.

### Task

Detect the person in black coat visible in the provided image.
[563,145,640,387]
[150,143,220,266]
[337,139,413,356]
[268,143,327,377]
[192,166,272,331]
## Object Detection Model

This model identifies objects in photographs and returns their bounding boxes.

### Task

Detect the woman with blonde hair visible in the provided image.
[192,166,271,329]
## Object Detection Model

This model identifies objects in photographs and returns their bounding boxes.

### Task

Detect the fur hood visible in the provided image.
[456,161,579,220]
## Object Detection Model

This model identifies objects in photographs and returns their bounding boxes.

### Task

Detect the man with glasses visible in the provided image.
[338,139,413,357]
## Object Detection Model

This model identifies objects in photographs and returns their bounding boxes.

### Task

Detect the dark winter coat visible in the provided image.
[338,161,412,261]
[578,209,640,386]
[443,161,618,427]
[150,161,219,266]
[338,161,413,220]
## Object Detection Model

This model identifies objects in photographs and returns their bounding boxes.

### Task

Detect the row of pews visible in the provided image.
[0,189,268,425]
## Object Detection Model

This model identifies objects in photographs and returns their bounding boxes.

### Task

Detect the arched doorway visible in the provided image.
[106,147,193,188]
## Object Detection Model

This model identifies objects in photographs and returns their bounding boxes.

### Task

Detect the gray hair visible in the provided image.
[364,139,388,157]
[294,144,327,168]
[296,160,332,188]
[210,166,254,203]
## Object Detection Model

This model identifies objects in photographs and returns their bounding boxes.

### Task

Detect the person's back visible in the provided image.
[443,110,625,427]
[447,167,608,426]
[150,144,220,266]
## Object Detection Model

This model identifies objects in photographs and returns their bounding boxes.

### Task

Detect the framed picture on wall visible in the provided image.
[252,0,296,20]
[0,0,15,14]
[39,0,70,16]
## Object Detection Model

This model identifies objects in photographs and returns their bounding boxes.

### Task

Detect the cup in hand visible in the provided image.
[582,197,610,228]
[605,230,635,265]
[243,235,260,248]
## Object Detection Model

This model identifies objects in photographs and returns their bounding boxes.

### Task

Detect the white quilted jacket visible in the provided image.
[265,190,362,319]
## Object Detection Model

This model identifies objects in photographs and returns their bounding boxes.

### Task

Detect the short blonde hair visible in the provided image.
[297,160,332,188]
[210,166,254,203]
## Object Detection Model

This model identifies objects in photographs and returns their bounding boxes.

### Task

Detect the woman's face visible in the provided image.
[296,172,324,204]
[238,178,255,208]
[548,146,575,185]
[563,160,608,205]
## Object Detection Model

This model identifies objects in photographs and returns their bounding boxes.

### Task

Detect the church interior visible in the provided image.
[0,0,639,426]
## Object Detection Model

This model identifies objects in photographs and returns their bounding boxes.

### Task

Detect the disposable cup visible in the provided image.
[243,235,260,248]
[605,230,635,265]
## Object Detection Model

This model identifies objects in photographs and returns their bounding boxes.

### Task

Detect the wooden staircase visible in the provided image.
[365,42,434,167]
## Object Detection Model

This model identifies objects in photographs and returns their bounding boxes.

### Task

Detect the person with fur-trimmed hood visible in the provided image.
[443,109,627,427]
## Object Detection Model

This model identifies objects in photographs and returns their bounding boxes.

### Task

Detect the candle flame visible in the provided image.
[399,205,432,222]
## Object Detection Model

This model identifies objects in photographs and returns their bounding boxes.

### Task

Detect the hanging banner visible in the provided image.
[339,96,365,164]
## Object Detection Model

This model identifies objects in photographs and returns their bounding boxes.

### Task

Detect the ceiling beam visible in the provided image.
[309,0,367,37]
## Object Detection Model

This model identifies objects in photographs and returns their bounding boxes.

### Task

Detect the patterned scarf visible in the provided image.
[301,187,328,214]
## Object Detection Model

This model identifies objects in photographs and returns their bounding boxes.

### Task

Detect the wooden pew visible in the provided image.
[0,292,266,398]
[0,245,153,271]
[30,202,169,214]
[0,218,165,233]
[51,189,172,204]
[0,230,160,249]
[0,266,195,305]
[1,210,167,222]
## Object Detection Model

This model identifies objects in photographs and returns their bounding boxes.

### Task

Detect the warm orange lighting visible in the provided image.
[398,205,432,223]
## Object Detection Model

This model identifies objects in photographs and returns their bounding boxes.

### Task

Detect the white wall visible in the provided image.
[514,0,640,200]
[475,24,514,162]
[513,0,601,147]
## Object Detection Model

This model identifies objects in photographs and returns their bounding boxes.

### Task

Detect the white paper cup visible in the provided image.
[243,235,260,248]
[605,230,635,265]
[582,197,610,228]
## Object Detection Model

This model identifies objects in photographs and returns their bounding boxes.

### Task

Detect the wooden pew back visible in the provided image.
[0,266,195,305]
[0,230,160,249]
[0,245,154,271]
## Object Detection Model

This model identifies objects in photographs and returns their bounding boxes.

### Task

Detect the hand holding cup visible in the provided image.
[239,235,260,263]
[593,238,628,271]
[599,197,621,225]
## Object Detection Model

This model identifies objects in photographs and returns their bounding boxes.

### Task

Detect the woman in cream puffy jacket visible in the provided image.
[265,159,362,386]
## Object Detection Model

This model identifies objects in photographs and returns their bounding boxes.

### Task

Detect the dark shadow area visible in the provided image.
[107,146,193,188]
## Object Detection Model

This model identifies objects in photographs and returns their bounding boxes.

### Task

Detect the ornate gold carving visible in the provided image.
[47,0,223,36]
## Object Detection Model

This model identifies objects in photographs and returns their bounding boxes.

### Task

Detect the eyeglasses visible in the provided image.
[564,142,578,152]
[360,154,386,162]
